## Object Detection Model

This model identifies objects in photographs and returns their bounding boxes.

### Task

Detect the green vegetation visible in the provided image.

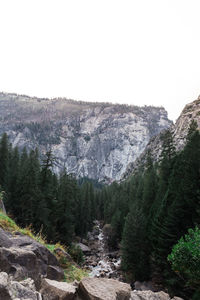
[68,244,85,265]
[0,211,21,232]
[95,122,200,299]
[168,227,200,289]
[0,119,199,297]
[0,134,97,245]
[63,265,88,282]
[0,210,62,252]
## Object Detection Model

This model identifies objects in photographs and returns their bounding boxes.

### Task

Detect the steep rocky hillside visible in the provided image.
[123,95,200,179]
[0,92,172,182]
[0,211,183,299]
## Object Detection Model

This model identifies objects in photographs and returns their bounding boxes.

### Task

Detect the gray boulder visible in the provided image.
[47,265,65,281]
[9,281,39,300]
[77,243,91,255]
[0,246,38,282]
[10,235,59,266]
[40,278,76,300]
[0,228,13,248]
[0,272,42,300]
[0,272,11,300]
[0,229,64,288]
[77,277,131,300]
[131,290,184,300]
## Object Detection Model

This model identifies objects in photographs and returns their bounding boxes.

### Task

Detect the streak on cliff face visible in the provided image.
[0,92,172,182]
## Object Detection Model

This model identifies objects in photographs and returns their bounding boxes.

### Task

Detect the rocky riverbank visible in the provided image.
[78,221,122,280]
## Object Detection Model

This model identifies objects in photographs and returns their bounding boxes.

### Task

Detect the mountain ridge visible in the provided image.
[0,92,172,182]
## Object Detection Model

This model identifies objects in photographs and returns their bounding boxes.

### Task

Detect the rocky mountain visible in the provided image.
[0,92,172,182]
[123,95,200,179]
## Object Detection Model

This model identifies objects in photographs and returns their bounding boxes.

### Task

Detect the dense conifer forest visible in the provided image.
[0,133,100,245]
[0,121,200,299]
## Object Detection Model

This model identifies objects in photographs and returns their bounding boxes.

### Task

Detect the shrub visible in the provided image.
[168,227,200,289]
[68,244,84,265]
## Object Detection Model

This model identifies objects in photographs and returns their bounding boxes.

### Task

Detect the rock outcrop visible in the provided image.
[0,92,172,182]
[123,95,200,179]
[0,272,42,300]
[0,229,64,288]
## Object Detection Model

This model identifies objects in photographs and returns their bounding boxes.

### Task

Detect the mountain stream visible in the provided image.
[83,221,122,280]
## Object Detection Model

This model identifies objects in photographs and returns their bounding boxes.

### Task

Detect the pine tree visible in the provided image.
[141,154,157,219]
[7,147,20,212]
[16,149,41,226]
[128,173,141,208]
[12,147,29,222]
[157,129,176,201]
[0,133,9,193]
[121,204,150,281]
[38,150,56,236]
[78,182,92,237]
[94,190,104,220]
[56,172,77,244]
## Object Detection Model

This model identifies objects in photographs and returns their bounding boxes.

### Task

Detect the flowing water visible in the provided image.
[86,221,121,279]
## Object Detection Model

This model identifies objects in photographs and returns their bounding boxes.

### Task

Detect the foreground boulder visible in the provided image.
[0,270,185,300]
[131,290,184,300]
[40,278,76,300]
[78,277,131,300]
[0,229,64,287]
[0,272,42,300]
[0,272,10,300]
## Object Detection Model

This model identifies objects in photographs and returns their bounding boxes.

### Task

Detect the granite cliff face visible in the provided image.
[173,96,200,149]
[0,92,172,182]
[123,95,200,179]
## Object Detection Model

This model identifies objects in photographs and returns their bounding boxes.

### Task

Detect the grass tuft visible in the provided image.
[64,264,89,282]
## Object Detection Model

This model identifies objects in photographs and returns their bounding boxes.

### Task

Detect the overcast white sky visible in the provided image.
[0,0,200,122]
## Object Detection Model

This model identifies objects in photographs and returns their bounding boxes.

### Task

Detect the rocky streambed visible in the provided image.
[78,221,122,280]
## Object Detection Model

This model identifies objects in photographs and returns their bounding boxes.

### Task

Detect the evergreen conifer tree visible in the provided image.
[0,133,9,193]
[121,204,150,280]
[56,171,77,244]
